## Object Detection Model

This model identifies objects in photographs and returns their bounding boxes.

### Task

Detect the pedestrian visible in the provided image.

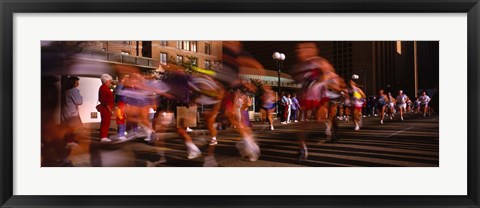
[377,89,388,124]
[217,41,261,161]
[396,90,409,121]
[286,93,292,123]
[259,85,276,130]
[292,42,347,160]
[387,92,396,119]
[419,90,431,117]
[291,93,301,122]
[60,76,83,152]
[241,95,252,127]
[97,73,115,143]
[61,76,83,129]
[348,78,366,130]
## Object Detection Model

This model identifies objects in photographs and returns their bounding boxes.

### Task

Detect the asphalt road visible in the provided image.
[69,113,439,167]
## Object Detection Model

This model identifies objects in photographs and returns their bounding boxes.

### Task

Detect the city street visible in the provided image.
[69,113,439,167]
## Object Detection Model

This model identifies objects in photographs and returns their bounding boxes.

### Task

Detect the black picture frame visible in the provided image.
[1,0,479,207]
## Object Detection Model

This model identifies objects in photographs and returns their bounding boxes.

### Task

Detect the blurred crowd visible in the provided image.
[41,41,438,167]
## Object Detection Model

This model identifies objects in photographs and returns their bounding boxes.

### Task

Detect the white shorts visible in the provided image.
[397,103,406,109]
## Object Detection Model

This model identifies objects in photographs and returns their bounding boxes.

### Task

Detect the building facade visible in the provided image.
[315,41,438,97]
[82,41,223,70]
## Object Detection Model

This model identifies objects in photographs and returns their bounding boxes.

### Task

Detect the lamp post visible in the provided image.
[414,41,418,97]
[273,52,285,114]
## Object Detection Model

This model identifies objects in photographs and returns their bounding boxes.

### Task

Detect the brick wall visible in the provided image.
[82,41,222,69]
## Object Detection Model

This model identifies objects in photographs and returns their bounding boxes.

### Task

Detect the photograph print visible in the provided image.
[41,40,439,167]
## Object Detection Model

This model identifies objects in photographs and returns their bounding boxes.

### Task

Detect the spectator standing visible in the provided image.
[291,93,301,122]
[61,76,83,128]
[97,74,115,143]
[286,93,293,123]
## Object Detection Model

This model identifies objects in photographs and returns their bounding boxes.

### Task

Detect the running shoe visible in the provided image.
[186,143,202,159]
[187,149,202,159]
[100,137,111,143]
[209,138,218,145]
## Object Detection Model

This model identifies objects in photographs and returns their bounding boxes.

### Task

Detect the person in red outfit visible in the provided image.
[98,74,115,143]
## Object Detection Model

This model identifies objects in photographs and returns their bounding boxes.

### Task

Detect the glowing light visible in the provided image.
[396,41,402,54]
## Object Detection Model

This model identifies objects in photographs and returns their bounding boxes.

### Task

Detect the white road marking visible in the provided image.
[385,127,414,138]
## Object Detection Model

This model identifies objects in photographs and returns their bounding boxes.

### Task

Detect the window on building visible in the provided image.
[191,58,197,66]
[204,60,210,69]
[121,51,130,55]
[191,41,197,52]
[177,41,182,49]
[122,41,130,45]
[176,55,183,63]
[160,41,167,46]
[183,41,190,51]
[205,43,211,55]
[160,52,168,64]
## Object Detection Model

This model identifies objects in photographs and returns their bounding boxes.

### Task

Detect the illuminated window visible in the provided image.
[121,51,130,55]
[176,55,183,63]
[191,41,197,52]
[396,41,402,54]
[160,52,168,64]
[183,41,190,51]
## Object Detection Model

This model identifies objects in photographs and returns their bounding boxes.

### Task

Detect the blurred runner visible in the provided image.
[387,92,396,120]
[348,76,366,130]
[377,89,388,124]
[217,41,262,162]
[419,90,431,117]
[292,42,346,160]
[396,90,409,121]
[258,84,276,130]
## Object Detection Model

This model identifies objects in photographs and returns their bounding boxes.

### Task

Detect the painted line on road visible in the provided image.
[385,127,414,138]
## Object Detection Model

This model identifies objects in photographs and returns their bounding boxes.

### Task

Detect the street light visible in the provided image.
[273,52,285,114]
